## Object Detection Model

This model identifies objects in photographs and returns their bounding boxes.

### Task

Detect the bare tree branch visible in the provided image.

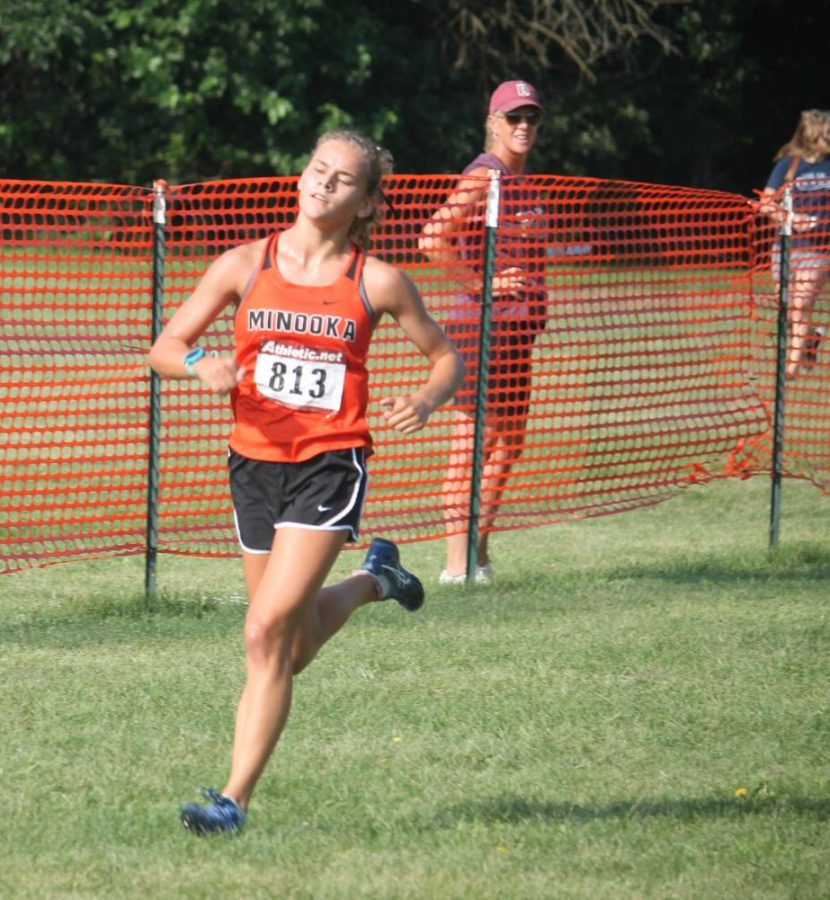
[432,0,684,82]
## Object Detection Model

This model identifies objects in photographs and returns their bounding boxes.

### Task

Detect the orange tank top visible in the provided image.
[229,234,375,462]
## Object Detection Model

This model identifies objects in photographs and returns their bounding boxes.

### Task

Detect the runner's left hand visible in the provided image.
[379,396,431,434]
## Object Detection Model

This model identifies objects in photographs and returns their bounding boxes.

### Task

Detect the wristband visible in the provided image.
[183,346,207,376]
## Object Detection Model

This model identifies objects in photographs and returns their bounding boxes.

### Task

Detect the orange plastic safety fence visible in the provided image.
[2,175,829,574]
[1,180,153,573]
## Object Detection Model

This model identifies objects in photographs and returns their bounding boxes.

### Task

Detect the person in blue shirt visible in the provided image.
[759,109,830,378]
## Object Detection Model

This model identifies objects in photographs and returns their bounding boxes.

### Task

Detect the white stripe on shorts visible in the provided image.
[319,447,368,529]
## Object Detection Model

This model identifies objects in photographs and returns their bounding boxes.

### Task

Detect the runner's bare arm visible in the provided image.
[148,242,261,391]
[365,260,464,434]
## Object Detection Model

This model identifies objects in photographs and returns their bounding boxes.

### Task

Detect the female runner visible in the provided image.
[149,129,464,834]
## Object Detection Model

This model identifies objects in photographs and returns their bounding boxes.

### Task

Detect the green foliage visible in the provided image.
[0,0,823,190]
[554,0,829,192]
[0,0,467,183]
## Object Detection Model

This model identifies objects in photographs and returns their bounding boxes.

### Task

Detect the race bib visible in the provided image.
[254,341,346,412]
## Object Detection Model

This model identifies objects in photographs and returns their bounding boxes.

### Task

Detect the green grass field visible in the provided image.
[1,476,828,899]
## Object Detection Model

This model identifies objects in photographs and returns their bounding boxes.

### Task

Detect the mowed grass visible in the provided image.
[1,477,828,899]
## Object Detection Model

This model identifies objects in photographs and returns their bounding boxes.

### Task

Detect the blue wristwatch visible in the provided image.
[183,346,207,376]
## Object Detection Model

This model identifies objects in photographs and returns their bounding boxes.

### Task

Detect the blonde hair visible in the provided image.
[484,119,496,154]
[311,129,394,249]
[774,109,830,163]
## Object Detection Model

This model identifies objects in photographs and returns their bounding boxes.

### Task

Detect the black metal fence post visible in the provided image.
[145,180,166,597]
[465,172,500,582]
[769,184,792,549]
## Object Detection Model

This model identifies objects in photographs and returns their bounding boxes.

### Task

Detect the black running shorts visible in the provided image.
[228,447,369,553]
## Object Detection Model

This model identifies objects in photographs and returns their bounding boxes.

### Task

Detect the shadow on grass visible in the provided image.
[478,543,830,601]
[0,592,239,649]
[601,542,830,588]
[430,793,830,827]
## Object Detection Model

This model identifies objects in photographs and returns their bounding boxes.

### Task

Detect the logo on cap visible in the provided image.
[516,83,532,97]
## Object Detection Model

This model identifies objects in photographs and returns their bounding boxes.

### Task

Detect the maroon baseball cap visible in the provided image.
[489,80,543,115]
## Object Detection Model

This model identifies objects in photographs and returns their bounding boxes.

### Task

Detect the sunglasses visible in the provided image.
[500,109,543,126]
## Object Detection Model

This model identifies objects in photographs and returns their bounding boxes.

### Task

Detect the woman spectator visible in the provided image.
[759,109,830,378]
[419,80,548,583]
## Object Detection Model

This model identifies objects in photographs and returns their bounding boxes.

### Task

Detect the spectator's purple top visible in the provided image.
[460,152,547,283]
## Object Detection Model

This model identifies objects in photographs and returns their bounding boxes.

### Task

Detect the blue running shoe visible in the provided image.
[180,787,246,836]
[361,538,424,611]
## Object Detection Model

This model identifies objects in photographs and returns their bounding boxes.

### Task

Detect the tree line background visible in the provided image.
[1,0,827,196]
